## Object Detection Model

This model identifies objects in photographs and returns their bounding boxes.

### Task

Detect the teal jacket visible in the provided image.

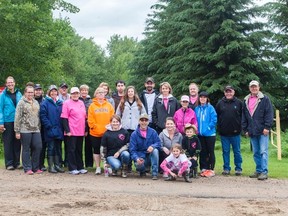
[0,88,22,124]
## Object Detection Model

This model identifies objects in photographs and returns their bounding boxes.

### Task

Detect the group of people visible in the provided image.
[0,76,273,182]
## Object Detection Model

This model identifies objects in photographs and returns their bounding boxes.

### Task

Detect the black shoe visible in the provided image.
[41,166,47,172]
[222,170,230,176]
[140,172,146,177]
[164,175,176,181]
[183,173,192,183]
[235,170,242,176]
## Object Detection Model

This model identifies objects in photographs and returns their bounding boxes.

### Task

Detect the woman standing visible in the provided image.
[152,82,180,134]
[99,82,115,109]
[159,117,183,177]
[194,92,217,177]
[88,87,114,175]
[101,115,130,177]
[61,87,87,175]
[14,86,42,174]
[40,85,64,173]
[116,86,146,135]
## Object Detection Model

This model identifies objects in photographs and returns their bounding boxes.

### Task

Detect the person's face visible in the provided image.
[224,89,235,100]
[111,118,120,130]
[181,100,189,108]
[80,88,88,98]
[127,88,135,99]
[96,90,105,99]
[34,89,43,97]
[161,85,170,96]
[116,83,125,94]
[6,78,15,91]
[165,119,175,131]
[49,89,58,99]
[172,148,181,158]
[102,86,108,96]
[145,81,154,91]
[25,88,34,100]
[60,87,68,95]
[249,85,260,96]
[139,118,149,130]
[70,92,80,100]
[189,84,198,97]
[199,96,208,105]
[185,128,195,138]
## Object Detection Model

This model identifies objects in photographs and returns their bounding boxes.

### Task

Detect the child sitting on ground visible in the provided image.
[182,124,201,178]
[160,143,192,183]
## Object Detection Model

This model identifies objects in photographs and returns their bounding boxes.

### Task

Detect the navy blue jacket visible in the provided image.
[242,92,273,137]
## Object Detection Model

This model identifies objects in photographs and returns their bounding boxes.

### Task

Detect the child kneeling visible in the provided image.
[160,144,192,183]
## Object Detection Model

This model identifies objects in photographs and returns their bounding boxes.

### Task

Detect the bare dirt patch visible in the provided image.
[0,169,287,216]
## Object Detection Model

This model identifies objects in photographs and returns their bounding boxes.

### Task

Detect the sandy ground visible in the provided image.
[0,168,287,216]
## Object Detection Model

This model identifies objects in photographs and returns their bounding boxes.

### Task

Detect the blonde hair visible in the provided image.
[171,143,185,154]
[80,84,89,91]
[93,87,105,97]
[160,82,172,94]
[99,82,111,96]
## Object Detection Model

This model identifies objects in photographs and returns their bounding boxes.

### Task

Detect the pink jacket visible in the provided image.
[173,108,198,134]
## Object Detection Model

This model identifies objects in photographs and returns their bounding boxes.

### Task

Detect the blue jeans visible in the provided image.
[107,151,130,171]
[221,135,242,171]
[135,149,159,176]
[250,135,269,174]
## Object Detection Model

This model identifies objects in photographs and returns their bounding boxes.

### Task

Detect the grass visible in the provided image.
[0,133,287,179]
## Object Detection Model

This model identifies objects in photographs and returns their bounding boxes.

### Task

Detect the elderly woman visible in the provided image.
[195,91,217,177]
[14,85,42,174]
[152,82,180,134]
[101,115,130,177]
[40,85,64,174]
[159,117,183,177]
[88,87,114,175]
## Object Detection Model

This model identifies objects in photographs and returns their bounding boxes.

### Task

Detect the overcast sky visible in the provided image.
[54,0,269,49]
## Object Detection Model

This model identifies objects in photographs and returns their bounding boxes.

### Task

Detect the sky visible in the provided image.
[54,0,158,49]
[54,0,270,50]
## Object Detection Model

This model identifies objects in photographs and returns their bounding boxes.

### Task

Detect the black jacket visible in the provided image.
[216,96,242,136]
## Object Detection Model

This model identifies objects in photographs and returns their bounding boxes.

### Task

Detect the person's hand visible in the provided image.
[15,133,21,139]
[170,171,177,178]
[245,132,249,137]
[147,146,154,153]
[137,158,144,165]
[263,129,269,136]
[114,152,120,158]
[85,132,88,137]
[192,156,197,160]
[66,132,71,137]
[163,147,170,155]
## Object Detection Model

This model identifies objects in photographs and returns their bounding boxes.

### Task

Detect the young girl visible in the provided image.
[182,124,201,178]
[160,144,192,183]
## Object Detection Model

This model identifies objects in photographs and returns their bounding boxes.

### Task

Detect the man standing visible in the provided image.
[242,80,273,180]
[112,80,125,110]
[188,83,199,110]
[129,113,161,180]
[0,76,22,170]
[140,77,159,129]
[58,83,70,102]
[216,85,243,176]
[34,84,44,104]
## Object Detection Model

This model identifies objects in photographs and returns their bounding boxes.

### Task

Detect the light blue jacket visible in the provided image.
[195,103,217,137]
[0,88,22,124]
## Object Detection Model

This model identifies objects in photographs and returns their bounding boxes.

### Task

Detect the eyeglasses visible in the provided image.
[140,119,148,122]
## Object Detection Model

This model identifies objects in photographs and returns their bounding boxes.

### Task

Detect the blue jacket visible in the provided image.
[40,97,64,142]
[195,103,217,136]
[0,88,22,124]
[129,126,161,161]
[242,92,273,137]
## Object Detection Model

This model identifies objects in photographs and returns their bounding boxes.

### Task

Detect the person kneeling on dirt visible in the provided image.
[160,143,192,183]
[129,114,161,180]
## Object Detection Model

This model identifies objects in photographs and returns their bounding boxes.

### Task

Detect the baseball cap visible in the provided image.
[199,91,209,97]
[181,95,189,102]
[224,85,234,91]
[60,83,68,88]
[34,84,42,90]
[48,85,57,92]
[139,113,149,121]
[145,77,155,83]
[249,80,259,87]
[70,87,80,94]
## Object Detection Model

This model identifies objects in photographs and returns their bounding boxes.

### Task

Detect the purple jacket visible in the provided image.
[173,108,198,134]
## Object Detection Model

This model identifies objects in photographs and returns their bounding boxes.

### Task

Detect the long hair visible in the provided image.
[171,143,185,154]
[119,86,143,113]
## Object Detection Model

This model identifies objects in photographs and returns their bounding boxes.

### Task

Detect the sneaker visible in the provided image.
[95,167,101,175]
[183,174,192,183]
[40,166,47,172]
[35,169,43,174]
[200,169,209,177]
[108,168,113,174]
[16,165,23,170]
[122,170,127,178]
[112,170,117,176]
[235,170,242,176]
[204,170,215,177]
[164,175,176,181]
[25,170,34,175]
[222,170,230,176]
[79,169,88,174]
[257,173,268,180]
[69,170,80,175]
[152,175,158,180]
[162,172,168,178]
[249,172,260,178]
[6,166,15,171]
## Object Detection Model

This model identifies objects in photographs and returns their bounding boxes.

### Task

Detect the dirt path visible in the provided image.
[0,169,287,216]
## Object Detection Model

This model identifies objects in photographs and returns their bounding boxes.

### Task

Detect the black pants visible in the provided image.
[2,122,21,168]
[39,128,47,168]
[67,136,84,171]
[84,132,93,167]
[198,136,216,170]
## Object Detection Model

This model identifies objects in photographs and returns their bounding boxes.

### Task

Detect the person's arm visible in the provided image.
[263,96,274,131]
[14,101,23,137]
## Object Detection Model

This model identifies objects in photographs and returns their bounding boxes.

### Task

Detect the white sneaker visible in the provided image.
[95,167,101,175]
[79,169,88,174]
[108,167,112,174]
[69,170,80,175]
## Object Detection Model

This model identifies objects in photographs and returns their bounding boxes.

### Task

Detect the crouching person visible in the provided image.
[129,114,161,180]
[160,144,192,183]
[101,115,130,178]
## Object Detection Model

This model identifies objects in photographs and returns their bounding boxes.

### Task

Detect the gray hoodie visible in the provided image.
[159,128,183,150]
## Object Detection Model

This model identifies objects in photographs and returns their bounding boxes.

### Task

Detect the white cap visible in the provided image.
[249,80,259,87]
[70,87,80,94]
[181,95,189,102]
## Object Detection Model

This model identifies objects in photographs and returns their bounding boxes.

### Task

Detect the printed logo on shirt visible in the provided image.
[118,134,125,141]
[94,108,109,113]
[191,142,196,149]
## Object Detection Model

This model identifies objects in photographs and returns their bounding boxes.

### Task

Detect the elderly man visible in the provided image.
[216,85,243,176]
[242,80,273,180]
[129,113,161,180]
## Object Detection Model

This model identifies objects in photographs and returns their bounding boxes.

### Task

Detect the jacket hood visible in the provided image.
[158,94,173,99]
[162,128,180,137]
[244,91,264,101]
